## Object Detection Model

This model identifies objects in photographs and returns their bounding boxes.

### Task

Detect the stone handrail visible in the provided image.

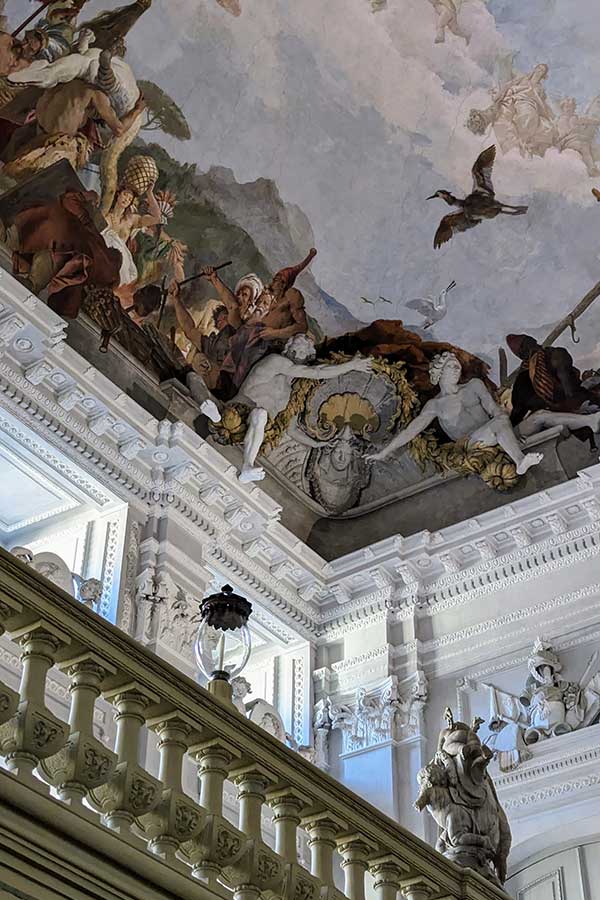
[0,548,507,900]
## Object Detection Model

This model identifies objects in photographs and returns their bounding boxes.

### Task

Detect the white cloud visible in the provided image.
[19,0,600,372]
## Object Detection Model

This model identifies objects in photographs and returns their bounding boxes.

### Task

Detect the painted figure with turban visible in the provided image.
[506,332,600,448]
[200,249,315,398]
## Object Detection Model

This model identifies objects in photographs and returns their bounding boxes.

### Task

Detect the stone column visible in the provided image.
[40,654,117,807]
[368,857,408,900]
[181,738,244,887]
[0,598,21,727]
[0,622,70,786]
[302,813,344,884]
[267,789,308,863]
[231,764,273,840]
[138,714,205,860]
[191,737,239,817]
[89,684,161,834]
[337,835,374,900]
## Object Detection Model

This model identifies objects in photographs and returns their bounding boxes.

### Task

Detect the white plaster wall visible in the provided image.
[507,840,600,900]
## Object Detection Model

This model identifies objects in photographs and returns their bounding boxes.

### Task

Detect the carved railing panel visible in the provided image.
[0,548,508,900]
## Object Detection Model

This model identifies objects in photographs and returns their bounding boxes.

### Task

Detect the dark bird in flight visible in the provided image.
[378,296,393,304]
[361,296,375,305]
[427,146,528,249]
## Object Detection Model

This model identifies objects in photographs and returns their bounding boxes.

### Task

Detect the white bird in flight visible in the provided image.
[405,280,457,329]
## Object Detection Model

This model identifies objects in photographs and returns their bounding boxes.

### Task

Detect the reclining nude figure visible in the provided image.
[366,352,600,474]
[224,334,372,484]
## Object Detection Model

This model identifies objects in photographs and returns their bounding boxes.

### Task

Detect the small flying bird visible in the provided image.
[361,295,393,306]
[406,280,457,329]
[592,187,600,202]
[427,146,528,249]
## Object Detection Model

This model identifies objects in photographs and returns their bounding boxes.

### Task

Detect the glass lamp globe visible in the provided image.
[194,584,252,682]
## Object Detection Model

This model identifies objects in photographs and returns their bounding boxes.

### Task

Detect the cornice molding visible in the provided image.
[3,272,600,649]
[494,725,600,815]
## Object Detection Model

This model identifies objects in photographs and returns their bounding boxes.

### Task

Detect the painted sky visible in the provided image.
[7,0,600,372]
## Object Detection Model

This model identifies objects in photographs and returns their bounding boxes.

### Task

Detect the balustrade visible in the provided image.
[0,548,508,900]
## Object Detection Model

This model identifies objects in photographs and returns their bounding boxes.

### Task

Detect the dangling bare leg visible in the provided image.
[239,407,268,483]
[186,372,221,423]
[478,416,544,475]
[518,409,600,437]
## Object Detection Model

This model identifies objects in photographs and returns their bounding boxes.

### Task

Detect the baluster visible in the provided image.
[267,788,309,863]
[337,835,373,900]
[193,738,237,817]
[137,713,205,860]
[368,857,408,900]
[40,654,117,807]
[89,684,161,834]
[302,812,345,884]
[0,622,70,786]
[269,789,321,900]
[231,764,273,840]
[181,738,243,887]
[229,763,285,900]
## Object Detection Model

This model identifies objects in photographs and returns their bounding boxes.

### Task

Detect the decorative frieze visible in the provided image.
[320,672,428,756]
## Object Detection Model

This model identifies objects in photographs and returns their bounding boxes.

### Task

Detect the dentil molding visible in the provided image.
[2,273,600,646]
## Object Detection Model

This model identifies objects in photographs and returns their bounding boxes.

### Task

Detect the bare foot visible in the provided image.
[200,399,221,423]
[516,452,543,475]
[239,465,265,484]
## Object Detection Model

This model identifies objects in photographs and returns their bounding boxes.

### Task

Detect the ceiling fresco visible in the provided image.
[1,0,600,547]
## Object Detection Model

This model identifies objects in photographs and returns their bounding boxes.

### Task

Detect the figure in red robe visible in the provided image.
[10,188,122,317]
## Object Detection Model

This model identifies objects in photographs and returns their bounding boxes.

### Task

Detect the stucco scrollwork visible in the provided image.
[322,671,428,755]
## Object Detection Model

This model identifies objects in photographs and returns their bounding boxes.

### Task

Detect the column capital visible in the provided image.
[230,762,277,788]
[146,711,197,741]
[266,786,311,813]
[189,736,241,765]
[336,833,377,864]
[103,681,160,710]
[368,854,410,886]
[398,874,440,900]
[8,619,71,653]
[301,810,347,836]
[58,652,117,684]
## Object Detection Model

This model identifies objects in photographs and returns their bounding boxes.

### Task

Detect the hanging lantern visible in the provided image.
[194,585,252,700]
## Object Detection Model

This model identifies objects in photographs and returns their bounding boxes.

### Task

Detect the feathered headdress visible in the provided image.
[155,190,177,225]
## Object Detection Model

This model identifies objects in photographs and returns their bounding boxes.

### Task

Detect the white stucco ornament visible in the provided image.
[482,638,600,771]
[9,547,103,607]
[415,708,512,888]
